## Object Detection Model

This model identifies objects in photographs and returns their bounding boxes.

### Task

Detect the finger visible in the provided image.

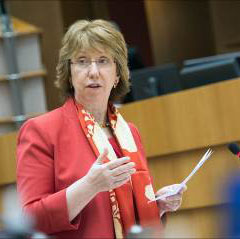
[160,210,166,218]
[166,194,182,201]
[167,199,181,206]
[111,177,130,189]
[111,162,136,176]
[156,185,177,196]
[179,184,187,193]
[164,205,178,212]
[167,201,181,211]
[162,201,181,212]
[168,199,182,207]
[106,156,131,170]
[114,171,133,181]
[96,148,109,164]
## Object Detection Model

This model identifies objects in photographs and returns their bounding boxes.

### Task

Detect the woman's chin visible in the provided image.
[77,94,108,105]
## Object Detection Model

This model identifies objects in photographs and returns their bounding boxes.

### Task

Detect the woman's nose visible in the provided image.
[88,62,100,78]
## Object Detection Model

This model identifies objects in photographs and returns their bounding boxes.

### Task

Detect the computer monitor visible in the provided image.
[128,63,182,102]
[183,51,240,67]
[180,58,240,89]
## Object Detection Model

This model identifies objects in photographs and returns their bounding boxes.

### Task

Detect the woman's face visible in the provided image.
[70,48,118,106]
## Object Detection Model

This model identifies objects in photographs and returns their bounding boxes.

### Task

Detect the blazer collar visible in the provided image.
[62,97,78,120]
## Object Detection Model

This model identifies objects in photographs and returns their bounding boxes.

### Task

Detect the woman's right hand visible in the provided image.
[85,148,136,193]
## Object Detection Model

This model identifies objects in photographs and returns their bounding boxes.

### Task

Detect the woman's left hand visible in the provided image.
[155,184,187,217]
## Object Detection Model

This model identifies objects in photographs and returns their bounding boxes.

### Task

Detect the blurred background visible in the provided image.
[6,0,240,109]
[1,0,240,238]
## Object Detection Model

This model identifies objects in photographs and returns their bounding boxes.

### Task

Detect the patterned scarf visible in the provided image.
[75,101,162,238]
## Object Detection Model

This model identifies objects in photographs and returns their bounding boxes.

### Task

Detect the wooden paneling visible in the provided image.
[108,0,153,66]
[210,1,240,53]
[0,132,17,185]
[118,79,240,237]
[148,144,239,210]
[0,17,41,38]
[120,78,240,157]
[0,69,46,82]
[164,205,228,238]
[144,0,215,65]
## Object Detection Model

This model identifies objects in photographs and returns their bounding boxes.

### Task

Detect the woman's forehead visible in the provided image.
[74,47,113,58]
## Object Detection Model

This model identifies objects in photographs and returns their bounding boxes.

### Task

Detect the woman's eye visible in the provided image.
[98,58,108,64]
[78,59,88,64]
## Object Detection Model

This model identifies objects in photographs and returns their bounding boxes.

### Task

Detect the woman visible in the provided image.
[17,19,186,238]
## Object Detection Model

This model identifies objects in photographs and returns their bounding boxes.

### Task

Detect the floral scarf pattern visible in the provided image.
[75,101,162,238]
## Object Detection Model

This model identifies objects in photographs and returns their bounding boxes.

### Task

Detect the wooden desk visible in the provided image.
[120,78,240,157]
[119,78,240,237]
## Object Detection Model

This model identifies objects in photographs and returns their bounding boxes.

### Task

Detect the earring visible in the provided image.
[113,77,119,88]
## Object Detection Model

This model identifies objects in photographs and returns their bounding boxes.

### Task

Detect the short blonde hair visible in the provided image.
[55,19,130,101]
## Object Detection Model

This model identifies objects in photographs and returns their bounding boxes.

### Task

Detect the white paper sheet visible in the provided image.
[151,148,213,202]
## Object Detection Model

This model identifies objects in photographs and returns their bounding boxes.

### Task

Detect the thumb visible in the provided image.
[96,148,109,164]
[179,184,187,193]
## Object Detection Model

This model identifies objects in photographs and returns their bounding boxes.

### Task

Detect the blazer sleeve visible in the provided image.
[16,119,81,234]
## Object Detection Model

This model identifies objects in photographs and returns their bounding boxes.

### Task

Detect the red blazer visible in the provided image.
[17,98,149,239]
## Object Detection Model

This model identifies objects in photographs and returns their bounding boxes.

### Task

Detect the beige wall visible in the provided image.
[144,0,216,65]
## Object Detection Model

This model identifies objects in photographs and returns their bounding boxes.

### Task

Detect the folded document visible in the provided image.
[151,148,213,202]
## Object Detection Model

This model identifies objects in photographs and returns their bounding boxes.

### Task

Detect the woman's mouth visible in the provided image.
[87,83,101,88]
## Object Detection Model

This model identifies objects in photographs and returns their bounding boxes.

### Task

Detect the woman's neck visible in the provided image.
[75,99,108,125]
[89,106,107,125]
